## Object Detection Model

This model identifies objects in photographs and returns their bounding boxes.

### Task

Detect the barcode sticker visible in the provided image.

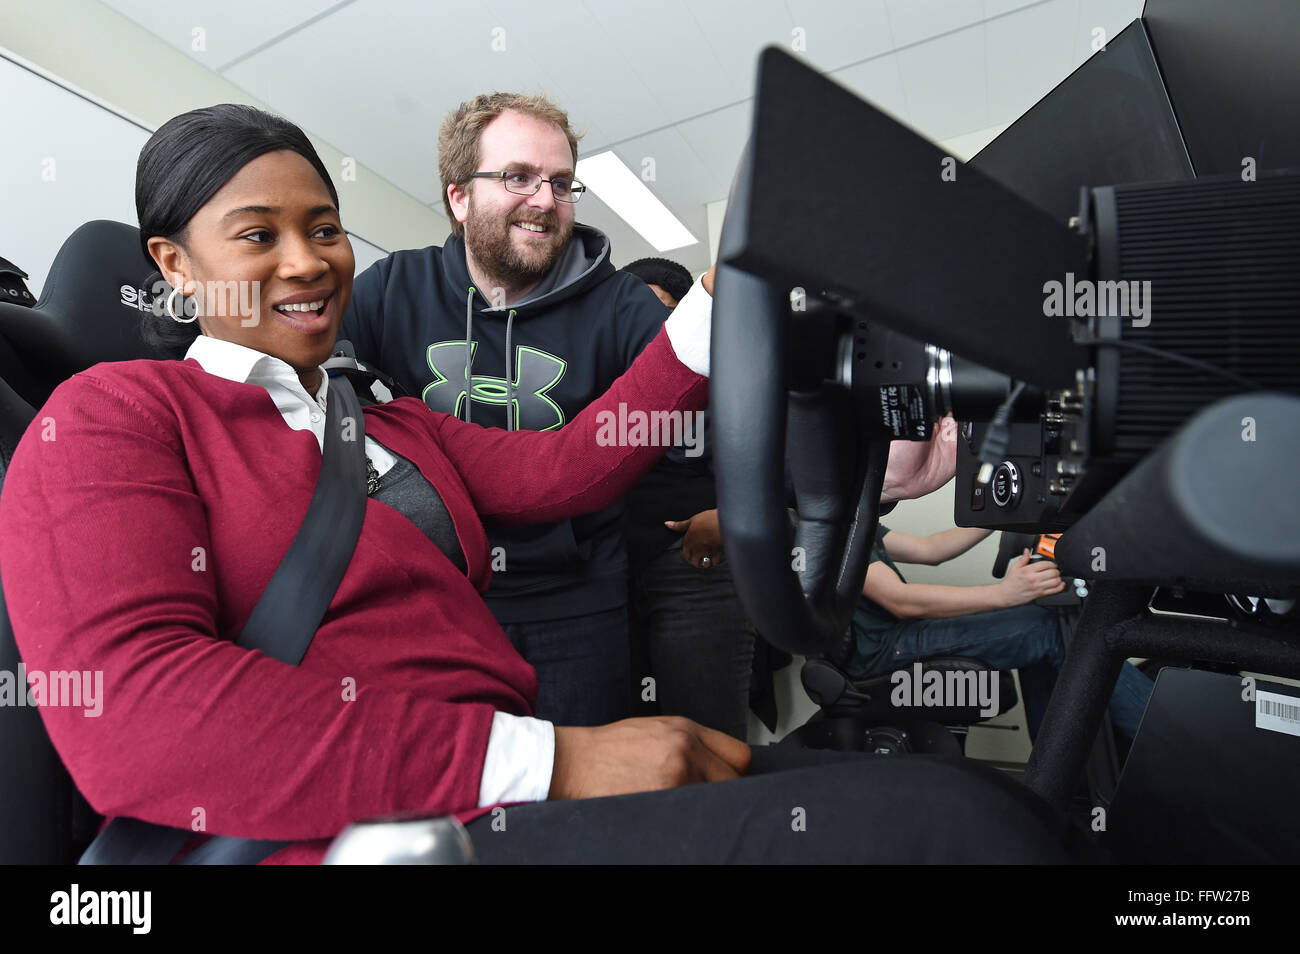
[1256,690,1300,738]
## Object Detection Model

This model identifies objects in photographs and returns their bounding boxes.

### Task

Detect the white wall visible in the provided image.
[1,50,391,298]
[884,482,1002,588]
[1,52,147,295]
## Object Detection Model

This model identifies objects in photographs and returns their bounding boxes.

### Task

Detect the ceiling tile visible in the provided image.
[101,0,346,69]
[830,51,912,125]
[580,0,741,122]
[984,0,1047,17]
[595,126,715,226]
[222,0,620,205]
[783,0,895,70]
[674,100,753,202]
[985,0,1079,127]
[675,0,798,107]
[939,121,1011,160]
[884,0,990,48]
[1071,0,1146,63]
[894,23,989,140]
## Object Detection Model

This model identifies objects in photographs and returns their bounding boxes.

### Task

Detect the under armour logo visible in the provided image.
[422,341,568,430]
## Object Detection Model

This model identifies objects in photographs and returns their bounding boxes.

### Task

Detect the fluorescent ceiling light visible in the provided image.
[576,151,697,252]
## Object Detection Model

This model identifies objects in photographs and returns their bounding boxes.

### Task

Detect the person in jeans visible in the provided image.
[849,521,1154,739]
[621,257,757,740]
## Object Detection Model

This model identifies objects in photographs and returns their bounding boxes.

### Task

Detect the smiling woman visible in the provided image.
[136,105,352,393]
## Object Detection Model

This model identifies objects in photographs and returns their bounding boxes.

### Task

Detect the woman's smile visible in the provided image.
[147,149,356,389]
[270,287,337,335]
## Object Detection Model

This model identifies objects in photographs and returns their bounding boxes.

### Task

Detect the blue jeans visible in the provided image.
[629,548,757,740]
[876,603,1153,740]
[501,606,631,727]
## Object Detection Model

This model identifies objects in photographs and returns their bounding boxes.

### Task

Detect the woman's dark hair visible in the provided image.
[136,104,340,358]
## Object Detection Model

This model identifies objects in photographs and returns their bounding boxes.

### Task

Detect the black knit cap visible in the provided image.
[621,257,694,305]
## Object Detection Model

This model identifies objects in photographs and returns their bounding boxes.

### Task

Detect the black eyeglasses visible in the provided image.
[469,170,586,203]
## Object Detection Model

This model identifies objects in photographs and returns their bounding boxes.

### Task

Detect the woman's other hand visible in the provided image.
[665,508,723,568]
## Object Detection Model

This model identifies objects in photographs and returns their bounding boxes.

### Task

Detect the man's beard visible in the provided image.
[464,197,573,290]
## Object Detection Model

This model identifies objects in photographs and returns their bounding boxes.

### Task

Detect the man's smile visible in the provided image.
[512,218,555,238]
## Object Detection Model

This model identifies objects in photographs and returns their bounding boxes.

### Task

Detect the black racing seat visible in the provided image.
[0,220,161,410]
[0,220,159,862]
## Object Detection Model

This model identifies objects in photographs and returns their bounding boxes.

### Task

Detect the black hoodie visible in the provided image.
[341,224,670,623]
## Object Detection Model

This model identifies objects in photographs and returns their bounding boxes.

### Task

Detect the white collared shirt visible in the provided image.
[185,334,555,807]
[186,333,399,474]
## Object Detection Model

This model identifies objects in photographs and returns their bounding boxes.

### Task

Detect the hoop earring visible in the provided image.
[166,285,197,324]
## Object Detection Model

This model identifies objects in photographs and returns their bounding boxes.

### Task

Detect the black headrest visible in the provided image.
[0,221,161,407]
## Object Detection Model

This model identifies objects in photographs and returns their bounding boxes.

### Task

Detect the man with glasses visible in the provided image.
[342,93,681,728]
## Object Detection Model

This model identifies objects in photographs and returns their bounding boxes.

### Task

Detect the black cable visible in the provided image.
[1085,336,1259,390]
[975,380,1026,484]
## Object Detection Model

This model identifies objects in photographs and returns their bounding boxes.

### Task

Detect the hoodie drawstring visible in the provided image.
[465,286,519,430]
[464,287,475,424]
[504,309,517,431]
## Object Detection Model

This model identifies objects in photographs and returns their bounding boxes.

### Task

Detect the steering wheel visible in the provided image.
[710,147,891,660]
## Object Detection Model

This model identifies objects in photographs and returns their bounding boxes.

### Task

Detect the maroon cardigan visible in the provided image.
[0,329,707,863]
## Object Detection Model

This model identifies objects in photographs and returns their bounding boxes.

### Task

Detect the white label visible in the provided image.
[1255,690,1300,738]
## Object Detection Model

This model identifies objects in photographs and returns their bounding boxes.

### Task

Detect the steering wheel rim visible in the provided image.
[710,151,892,658]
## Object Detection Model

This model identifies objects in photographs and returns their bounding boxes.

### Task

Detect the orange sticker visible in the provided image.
[1036,533,1062,559]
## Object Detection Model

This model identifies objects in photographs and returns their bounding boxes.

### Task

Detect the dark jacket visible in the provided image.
[341,225,670,622]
